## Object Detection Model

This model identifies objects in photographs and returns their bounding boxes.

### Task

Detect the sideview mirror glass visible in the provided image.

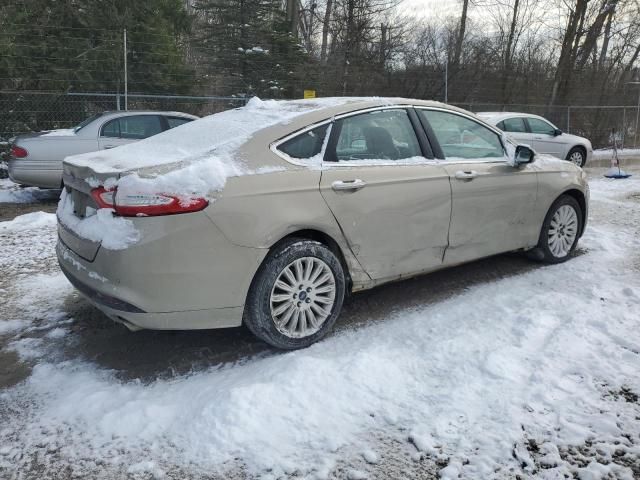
[514,145,535,165]
[554,128,563,136]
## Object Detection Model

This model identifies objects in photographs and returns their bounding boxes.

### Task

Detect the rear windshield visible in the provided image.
[74,113,104,133]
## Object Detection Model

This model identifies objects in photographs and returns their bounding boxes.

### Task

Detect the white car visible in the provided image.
[477,112,592,167]
[8,111,198,189]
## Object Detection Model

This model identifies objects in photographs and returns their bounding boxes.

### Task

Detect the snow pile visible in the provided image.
[0,210,56,232]
[1,176,639,479]
[0,178,60,203]
[56,190,140,250]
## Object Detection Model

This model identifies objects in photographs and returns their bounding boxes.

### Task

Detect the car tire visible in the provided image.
[529,195,582,264]
[567,147,586,167]
[243,238,346,349]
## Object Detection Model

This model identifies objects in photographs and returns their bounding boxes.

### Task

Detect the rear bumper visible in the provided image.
[56,211,268,330]
[8,159,62,188]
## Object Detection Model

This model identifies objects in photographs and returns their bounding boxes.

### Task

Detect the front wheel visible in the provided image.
[567,147,586,167]
[531,195,583,263]
[243,238,346,349]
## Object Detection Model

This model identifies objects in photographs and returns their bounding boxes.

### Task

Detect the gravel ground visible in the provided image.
[0,167,639,479]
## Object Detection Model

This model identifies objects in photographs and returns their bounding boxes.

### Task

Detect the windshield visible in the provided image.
[74,112,104,133]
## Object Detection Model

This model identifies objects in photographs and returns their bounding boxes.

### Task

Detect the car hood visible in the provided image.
[557,132,589,145]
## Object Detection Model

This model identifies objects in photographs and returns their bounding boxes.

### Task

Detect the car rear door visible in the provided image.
[319,107,452,280]
[98,115,164,150]
[526,117,565,158]
[417,108,539,265]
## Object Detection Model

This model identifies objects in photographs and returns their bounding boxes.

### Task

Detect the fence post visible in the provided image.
[635,99,640,149]
[622,107,626,150]
[116,94,120,111]
[567,106,570,133]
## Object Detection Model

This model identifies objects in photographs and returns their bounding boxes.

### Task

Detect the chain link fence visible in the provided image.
[0,91,248,142]
[1,92,639,151]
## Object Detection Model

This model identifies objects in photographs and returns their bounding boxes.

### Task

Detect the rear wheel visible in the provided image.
[243,238,346,349]
[530,195,582,263]
[567,147,586,167]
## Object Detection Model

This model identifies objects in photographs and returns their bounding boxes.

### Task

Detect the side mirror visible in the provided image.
[514,145,535,165]
[554,128,563,136]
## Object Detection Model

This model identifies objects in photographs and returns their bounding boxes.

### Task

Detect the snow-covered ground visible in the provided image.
[593,148,640,160]
[0,172,639,479]
[0,178,60,203]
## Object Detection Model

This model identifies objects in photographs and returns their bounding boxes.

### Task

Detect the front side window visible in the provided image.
[527,118,556,135]
[502,117,527,133]
[332,109,422,161]
[277,124,329,159]
[418,110,504,160]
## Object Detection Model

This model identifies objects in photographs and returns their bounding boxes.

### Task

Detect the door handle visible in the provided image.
[331,179,367,191]
[454,170,478,181]
[103,145,117,149]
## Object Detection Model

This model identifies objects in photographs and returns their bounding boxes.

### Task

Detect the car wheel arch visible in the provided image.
[555,189,587,236]
[269,229,354,293]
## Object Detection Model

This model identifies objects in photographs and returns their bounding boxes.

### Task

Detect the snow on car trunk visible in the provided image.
[1,176,640,479]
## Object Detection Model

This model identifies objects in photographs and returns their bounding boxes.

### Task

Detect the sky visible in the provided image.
[402,0,460,19]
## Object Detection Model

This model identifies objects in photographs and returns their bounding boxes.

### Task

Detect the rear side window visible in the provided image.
[333,109,422,161]
[100,115,164,139]
[502,117,527,133]
[277,124,329,159]
[418,110,504,160]
[167,116,193,129]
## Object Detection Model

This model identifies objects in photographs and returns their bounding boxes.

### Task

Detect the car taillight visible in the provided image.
[10,145,28,158]
[90,187,208,216]
[91,187,116,208]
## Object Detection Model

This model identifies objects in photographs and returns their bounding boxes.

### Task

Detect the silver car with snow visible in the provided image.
[477,112,593,167]
[57,98,589,349]
[8,111,198,188]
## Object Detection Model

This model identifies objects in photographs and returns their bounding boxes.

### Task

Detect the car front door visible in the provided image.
[98,115,164,150]
[319,108,452,280]
[417,108,539,265]
[526,117,565,158]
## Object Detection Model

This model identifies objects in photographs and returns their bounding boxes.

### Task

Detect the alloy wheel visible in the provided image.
[569,151,584,166]
[269,257,336,338]
[548,205,578,257]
